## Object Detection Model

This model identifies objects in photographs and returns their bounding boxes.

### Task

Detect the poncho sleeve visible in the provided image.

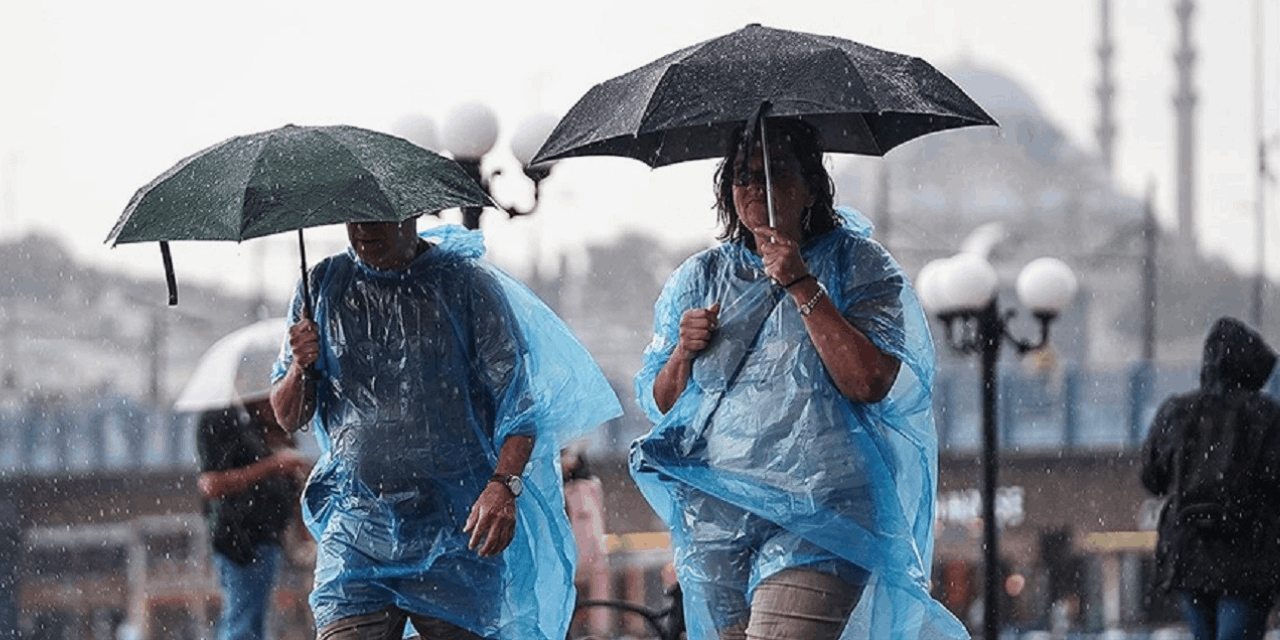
[635,252,714,423]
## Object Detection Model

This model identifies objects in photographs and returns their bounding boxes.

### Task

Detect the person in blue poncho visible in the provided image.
[270,217,621,640]
[631,119,967,640]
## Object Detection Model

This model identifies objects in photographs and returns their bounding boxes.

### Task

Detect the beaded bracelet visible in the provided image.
[782,273,814,289]
[798,282,828,316]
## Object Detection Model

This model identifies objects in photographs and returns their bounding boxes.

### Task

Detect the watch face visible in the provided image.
[508,475,523,497]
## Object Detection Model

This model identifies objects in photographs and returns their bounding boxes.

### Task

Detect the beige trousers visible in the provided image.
[720,568,864,640]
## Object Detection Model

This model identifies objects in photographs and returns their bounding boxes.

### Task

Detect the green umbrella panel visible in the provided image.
[107,124,493,310]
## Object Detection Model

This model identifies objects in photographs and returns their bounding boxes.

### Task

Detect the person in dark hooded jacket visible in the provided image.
[1141,316,1280,640]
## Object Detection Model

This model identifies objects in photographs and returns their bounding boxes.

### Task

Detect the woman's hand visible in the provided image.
[676,303,721,357]
[752,225,900,402]
[653,302,720,414]
[752,225,808,287]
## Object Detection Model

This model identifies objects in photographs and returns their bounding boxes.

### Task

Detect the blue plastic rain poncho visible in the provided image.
[631,209,966,640]
[272,224,621,638]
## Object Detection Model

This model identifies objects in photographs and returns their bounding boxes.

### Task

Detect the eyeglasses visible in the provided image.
[732,163,795,186]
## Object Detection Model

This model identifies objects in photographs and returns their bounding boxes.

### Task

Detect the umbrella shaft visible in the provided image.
[760,120,777,231]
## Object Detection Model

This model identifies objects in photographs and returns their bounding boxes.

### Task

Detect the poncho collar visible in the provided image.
[345,223,487,280]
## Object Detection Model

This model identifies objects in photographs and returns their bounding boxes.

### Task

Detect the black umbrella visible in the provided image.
[106,124,493,312]
[532,23,996,224]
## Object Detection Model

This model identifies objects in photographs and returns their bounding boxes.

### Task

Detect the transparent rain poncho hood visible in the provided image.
[273,224,621,638]
[631,209,966,640]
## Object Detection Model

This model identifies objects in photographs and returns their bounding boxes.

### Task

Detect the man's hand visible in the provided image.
[197,449,311,500]
[271,449,310,484]
[272,319,321,431]
[288,319,320,369]
[463,481,517,557]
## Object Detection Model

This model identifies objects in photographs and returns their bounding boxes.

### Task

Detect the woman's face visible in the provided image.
[731,142,813,243]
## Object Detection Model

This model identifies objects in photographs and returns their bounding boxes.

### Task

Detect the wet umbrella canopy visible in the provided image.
[105,124,492,307]
[531,23,996,168]
[173,317,287,413]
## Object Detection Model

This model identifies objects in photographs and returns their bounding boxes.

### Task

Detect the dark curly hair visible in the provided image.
[713,118,839,250]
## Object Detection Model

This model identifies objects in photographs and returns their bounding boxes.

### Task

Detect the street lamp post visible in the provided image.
[918,255,1078,640]
[439,103,560,229]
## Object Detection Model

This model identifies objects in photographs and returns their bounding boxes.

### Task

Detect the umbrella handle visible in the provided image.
[296,366,317,432]
[298,229,314,321]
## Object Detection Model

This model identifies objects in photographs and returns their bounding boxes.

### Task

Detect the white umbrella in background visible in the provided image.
[174,317,287,413]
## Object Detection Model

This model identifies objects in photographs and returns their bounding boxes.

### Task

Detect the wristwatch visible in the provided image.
[489,472,523,498]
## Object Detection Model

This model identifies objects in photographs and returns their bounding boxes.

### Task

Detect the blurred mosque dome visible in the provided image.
[849,60,1137,235]
[829,61,1154,367]
[947,64,1069,163]
[947,65,1047,121]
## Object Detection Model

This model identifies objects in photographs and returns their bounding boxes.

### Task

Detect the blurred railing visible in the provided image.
[0,392,197,475]
[933,360,1280,453]
[2,361,1280,474]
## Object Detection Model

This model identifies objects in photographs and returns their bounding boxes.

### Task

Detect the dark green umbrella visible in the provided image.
[106,124,493,312]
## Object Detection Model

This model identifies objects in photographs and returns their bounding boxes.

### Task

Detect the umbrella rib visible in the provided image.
[239,140,276,239]
[635,59,697,166]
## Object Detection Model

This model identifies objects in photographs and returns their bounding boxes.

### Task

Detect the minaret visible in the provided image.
[1173,0,1198,244]
[1095,0,1118,177]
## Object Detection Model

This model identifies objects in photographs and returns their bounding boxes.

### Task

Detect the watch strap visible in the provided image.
[489,472,521,497]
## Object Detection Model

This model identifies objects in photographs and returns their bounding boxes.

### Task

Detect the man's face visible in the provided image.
[346,220,419,270]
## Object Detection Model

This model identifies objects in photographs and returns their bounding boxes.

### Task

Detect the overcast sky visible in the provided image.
[1,0,1276,302]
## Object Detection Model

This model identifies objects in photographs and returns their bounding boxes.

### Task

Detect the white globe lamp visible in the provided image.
[441,102,499,161]
[510,113,560,168]
[916,258,955,315]
[943,253,999,312]
[391,114,440,152]
[1016,258,1078,318]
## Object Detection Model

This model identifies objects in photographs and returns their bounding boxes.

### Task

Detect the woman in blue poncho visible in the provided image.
[631,119,966,640]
